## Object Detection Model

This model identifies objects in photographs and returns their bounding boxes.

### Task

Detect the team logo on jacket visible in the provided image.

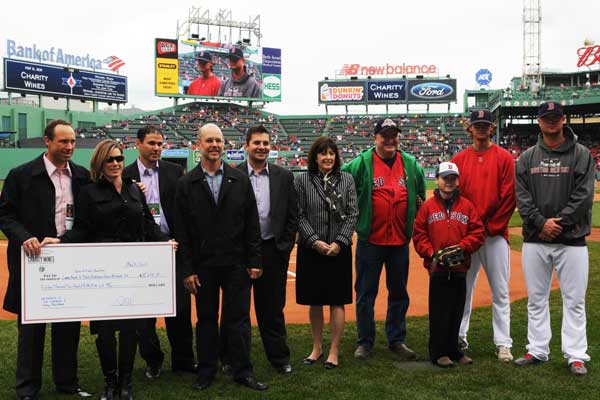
[427,211,469,225]
[530,158,570,176]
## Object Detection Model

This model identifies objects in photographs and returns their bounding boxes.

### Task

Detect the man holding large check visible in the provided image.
[0,120,92,400]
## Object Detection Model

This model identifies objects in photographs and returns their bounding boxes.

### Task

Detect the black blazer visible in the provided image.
[60,178,168,244]
[236,162,298,257]
[175,162,261,277]
[122,159,184,234]
[0,154,90,313]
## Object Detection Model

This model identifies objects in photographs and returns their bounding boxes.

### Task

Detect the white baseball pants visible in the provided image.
[522,243,590,364]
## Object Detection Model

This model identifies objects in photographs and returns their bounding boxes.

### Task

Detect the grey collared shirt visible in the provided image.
[247,162,273,240]
[201,162,224,203]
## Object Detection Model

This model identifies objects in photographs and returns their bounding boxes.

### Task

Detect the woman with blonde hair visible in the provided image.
[44,139,175,400]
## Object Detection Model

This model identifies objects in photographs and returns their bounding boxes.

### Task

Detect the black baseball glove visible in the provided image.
[433,245,465,269]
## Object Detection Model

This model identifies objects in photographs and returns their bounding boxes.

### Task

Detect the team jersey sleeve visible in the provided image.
[486,152,516,236]
[459,201,485,254]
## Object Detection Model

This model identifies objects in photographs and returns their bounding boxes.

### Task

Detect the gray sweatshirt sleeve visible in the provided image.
[557,146,595,228]
[515,152,546,232]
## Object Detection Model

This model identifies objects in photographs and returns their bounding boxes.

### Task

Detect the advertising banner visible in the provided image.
[407,79,457,102]
[4,58,127,103]
[366,80,407,102]
[155,39,179,95]
[155,38,282,102]
[318,81,366,104]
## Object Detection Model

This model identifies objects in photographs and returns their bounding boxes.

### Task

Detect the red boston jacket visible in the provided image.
[413,190,485,273]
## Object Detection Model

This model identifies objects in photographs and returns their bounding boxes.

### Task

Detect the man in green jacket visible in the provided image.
[342,118,425,360]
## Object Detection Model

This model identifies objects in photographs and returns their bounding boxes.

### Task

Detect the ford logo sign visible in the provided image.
[410,82,454,99]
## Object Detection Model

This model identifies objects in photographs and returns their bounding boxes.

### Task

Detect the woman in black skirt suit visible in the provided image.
[44,140,174,400]
[295,137,358,369]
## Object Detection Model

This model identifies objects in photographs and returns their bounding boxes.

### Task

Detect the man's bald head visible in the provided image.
[197,123,225,164]
[198,123,223,141]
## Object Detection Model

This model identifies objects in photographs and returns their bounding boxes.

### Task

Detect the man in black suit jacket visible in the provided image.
[220,125,297,374]
[121,125,195,378]
[175,123,268,391]
[0,120,92,400]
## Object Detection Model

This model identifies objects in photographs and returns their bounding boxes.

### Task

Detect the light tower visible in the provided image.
[522,0,542,89]
[176,6,262,46]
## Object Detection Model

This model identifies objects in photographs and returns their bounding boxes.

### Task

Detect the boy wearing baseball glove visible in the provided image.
[413,162,485,368]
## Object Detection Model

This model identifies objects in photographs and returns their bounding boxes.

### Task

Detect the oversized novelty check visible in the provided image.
[21,242,175,324]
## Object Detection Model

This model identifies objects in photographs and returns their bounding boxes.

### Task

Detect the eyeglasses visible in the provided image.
[105,155,124,163]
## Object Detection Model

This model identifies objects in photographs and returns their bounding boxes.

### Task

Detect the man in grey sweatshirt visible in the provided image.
[218,47,262,99]
[514,101,595,376]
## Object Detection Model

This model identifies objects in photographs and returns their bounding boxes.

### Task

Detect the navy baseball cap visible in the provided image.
[374,118,401,136]
[469,109,494,125]
[228,47,244,61]
[196,51,213,63]
[538,102,564,118]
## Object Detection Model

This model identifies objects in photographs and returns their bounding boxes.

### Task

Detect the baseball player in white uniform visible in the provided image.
[514,102,594,376]
[451,110,516,362]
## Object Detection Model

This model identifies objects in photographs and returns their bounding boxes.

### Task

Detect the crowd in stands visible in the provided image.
[8,102,600,172]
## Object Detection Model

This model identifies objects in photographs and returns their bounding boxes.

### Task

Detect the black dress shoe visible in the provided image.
[274,364,293,374]
[145,364,162,379]
[57,387,93,398]
[192,377,213,391]
[172,363,198,374]
[221,363,233,375]
[324,361,338,369]
[235,376,268,391]
[302,353,323,365]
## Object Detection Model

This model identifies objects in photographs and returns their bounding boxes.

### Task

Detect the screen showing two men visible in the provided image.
[155,38,282,102]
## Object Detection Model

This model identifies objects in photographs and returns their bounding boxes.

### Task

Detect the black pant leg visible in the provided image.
[118,328,138,378]
[195,268,222,380]
[164,303,195,368]
[448,274,467,361]
[95,330,118,377]
[136,318,164,368]
[221,265,253,380]
[51,321,81,392]
[16,320,46,398]
[253,240,290,366]
[428,274,454,362]
[165,255,195,369]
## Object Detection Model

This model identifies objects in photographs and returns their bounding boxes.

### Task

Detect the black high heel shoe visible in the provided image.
[302,353,323,365]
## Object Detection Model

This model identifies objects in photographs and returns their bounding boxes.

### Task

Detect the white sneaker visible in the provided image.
[497,346,513,362]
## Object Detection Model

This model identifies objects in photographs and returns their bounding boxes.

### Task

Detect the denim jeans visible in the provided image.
[355,240,410,349]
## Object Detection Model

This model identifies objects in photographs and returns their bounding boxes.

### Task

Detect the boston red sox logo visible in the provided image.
[548,102,555,111]
[478,110,484,118]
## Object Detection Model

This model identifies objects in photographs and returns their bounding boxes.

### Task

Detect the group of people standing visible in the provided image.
[0,100,594,400]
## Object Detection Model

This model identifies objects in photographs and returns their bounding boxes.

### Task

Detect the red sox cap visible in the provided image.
[538,101,564,118]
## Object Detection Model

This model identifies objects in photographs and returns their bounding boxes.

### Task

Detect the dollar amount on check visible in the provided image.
[21,242,175,324]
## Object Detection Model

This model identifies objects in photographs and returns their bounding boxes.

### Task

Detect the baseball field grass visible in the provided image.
[0,238,597,399]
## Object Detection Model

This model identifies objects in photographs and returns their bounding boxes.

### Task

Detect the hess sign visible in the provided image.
[577,45,600,68]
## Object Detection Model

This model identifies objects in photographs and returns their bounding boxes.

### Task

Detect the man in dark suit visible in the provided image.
[220,125,297,374]
[122,125,195,378]
[0,120,92,400]
[175,123,268,391]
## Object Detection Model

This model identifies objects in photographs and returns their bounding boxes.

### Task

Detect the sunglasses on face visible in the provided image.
[105,155,124,163]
